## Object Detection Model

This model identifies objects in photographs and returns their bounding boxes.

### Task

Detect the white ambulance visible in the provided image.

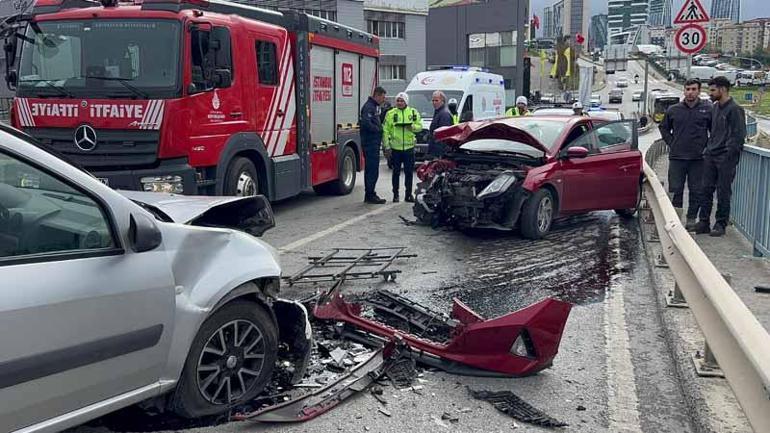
[405,66,506,159]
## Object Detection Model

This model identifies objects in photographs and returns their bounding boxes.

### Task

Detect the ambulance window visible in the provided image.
[256,41,278,85]
[461,95,473,121]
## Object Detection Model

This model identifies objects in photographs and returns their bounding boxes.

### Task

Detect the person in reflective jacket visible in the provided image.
[448,98,459,124]
[506,96,532,116]
[383,92,422,203]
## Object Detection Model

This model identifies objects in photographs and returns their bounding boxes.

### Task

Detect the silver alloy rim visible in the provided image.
[537,196,553,233]
[342,153,354,188]
[236,172,257,197]
[196,319,266,405]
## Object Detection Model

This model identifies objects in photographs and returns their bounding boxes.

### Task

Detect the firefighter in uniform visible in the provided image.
[506,96,532,116]
[383,92,422,203]
[448,98,459,124]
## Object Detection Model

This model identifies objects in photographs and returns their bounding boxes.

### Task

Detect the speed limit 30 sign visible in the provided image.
[675,24,707,54]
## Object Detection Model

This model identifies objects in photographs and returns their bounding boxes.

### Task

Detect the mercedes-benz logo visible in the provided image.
[74,125,97,152]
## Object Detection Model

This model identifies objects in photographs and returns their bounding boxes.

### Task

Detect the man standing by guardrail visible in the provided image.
[659,78,712,231]
[695,76,747,237]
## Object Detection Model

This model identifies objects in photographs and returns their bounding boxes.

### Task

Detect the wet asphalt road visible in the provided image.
[69,72,696,433]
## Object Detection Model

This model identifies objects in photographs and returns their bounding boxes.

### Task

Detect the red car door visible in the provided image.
[555,122,606,213]
[583,120,641,210]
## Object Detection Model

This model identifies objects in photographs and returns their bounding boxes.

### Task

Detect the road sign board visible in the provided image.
[675,24,707,54]
[674,0,710,24]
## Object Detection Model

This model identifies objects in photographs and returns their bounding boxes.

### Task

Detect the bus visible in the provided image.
[647,91,680,123]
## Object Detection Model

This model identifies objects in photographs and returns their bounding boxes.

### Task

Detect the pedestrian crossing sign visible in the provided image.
[674,0,710,24]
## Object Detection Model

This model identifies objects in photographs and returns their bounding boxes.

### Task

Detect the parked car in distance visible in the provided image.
[609,88,624,103]
[0,125,311,432]
[616,78,629,88]
[414,116,643,238]
[541,93,556,104]
[590,94,602,106]
[632,90,644,102]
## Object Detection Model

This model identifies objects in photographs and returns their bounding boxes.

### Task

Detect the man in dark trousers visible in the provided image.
[694,76,746,237]
[360,87,387,204]
[659,78,712,230]
[428,90,454,158]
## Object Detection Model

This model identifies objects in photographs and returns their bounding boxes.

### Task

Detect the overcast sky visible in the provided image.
[531,0,765,22]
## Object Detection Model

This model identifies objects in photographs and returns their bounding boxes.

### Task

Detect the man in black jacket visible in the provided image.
[428,90,455,158]
[694,76,746,237]
[659,78,712,230]
[360,87,387,204]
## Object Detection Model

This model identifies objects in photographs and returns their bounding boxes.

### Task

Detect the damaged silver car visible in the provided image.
[0,125,311,432]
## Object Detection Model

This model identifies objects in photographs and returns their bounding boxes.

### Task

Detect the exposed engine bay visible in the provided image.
[414,155,533,230]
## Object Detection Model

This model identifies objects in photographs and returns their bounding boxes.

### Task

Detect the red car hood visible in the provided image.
[434,119,551,154]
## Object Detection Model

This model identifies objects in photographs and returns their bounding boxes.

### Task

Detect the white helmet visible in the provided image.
[448,98,458,106]
[572,101,583,109]
[516,96,528,105]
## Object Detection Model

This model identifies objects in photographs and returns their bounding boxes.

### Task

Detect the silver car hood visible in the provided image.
[118,190,276,237]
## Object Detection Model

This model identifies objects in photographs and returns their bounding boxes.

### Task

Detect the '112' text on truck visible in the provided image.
[5,0,379,200]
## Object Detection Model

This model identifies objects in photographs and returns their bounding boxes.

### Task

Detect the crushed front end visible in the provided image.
[414,159,529,230]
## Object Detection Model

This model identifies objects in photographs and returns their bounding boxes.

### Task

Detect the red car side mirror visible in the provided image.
[566,146,589,159]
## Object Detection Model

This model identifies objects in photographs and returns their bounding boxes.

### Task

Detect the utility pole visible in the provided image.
[642,57,650,117]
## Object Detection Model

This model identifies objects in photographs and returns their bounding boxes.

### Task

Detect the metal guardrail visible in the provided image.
[733,144,770,257]
[643,140,770,432]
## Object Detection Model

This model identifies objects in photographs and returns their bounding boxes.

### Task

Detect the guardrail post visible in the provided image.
[691,274,732,378]
[693,342,725,378]
[666,282,688,308]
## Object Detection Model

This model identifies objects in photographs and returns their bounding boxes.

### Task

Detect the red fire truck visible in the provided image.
[5,0,379,199]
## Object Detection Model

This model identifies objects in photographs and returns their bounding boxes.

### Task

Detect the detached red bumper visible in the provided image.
[313,282,572,377]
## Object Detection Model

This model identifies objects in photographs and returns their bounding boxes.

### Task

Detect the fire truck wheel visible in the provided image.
[330,146,357,195]
[170,300,277,418]
[224,157,260,197]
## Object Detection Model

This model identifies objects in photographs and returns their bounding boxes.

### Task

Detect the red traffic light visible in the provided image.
[575,33,585,44]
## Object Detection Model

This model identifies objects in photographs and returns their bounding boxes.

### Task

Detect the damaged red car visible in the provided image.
[414,116,643,238]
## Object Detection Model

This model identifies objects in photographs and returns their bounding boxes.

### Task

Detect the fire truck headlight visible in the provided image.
[141,175,184,194]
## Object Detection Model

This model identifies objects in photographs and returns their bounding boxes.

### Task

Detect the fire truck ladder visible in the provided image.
[283,247,415,286]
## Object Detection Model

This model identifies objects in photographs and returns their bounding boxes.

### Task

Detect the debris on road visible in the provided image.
[384,357,418,389]
[441,412,460,423]
[234,248,573,426]
[470,389,568,428]
[234,342,402,422]
[754,285,770,294]
[314,278,572,377]
[283,247,416,285]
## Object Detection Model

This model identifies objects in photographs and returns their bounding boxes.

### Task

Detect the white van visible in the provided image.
[690,66,716,82]
[405,66,506,158]
[713,69,738,85]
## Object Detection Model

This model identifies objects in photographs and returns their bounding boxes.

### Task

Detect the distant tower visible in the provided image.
[710,0,741,23]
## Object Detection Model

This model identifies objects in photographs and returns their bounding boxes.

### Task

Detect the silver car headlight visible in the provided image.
[476,171,517,200]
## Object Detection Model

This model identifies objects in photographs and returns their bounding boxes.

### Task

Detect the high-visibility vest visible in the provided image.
[506,106,532,116]
[451,114,459,124]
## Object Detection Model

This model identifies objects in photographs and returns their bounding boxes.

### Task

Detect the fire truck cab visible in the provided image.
[6,0,379,200]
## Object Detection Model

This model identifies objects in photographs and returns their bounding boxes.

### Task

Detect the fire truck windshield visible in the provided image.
[17,19,181,99]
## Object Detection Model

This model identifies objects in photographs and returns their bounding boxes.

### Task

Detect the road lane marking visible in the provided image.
[604,224,643,432]
[278,203,399,253]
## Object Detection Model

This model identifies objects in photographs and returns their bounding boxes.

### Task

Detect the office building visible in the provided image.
[608,0,649,36]
[710,0,741,23]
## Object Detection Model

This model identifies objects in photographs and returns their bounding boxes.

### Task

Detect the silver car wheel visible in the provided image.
[196,319,266,405]
[537,196,553,233]
[342,153,355,189]
[236,172,257,197]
